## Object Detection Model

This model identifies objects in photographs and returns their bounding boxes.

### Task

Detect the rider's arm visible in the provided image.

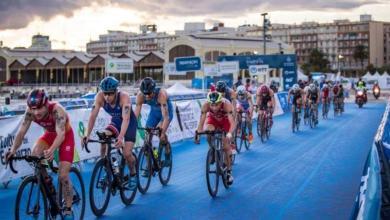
[86,92,103,137]
[197,104,208,132]
[270,90,276,108]
[118,92,131,139]
[225,103,235,134]
[134,92,143,119]
[231,90,237,112]
[248,92,254,111]
[51,105,67,151]
[158,89,170,134]
[9,110,33,153]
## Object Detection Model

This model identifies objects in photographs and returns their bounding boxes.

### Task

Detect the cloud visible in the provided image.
[0,0,384,30]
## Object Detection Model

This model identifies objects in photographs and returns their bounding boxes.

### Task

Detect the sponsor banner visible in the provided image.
[105,58,134,74]
[164,63,186,76]
[176,101,201,139]
[249,65,269,76]
[204,64,219,76]
[218,61,239,74]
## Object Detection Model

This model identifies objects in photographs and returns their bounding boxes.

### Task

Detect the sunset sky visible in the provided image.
[0,0,389,51]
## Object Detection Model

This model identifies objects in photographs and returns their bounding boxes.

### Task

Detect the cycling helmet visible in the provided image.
[259,85,269,95]
[216,81,227,93]
[207,92,222,104]
[309,83,316,92]
[140,77,156,94]
[99,76,119,92]
[292,84,300,91]
[27,89,48,109]
[322,84,328,89]
[237,85,246,97]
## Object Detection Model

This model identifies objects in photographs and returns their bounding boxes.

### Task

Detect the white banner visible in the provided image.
[249,65,269,76]
[106,58,134,74]
[218,61,239,74]
[204,64,219,76]
[163,63,186,75]
[176,101,201,139]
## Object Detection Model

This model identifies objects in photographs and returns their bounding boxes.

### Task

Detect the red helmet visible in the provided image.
[27,89,48,109]
[259,85,269,94]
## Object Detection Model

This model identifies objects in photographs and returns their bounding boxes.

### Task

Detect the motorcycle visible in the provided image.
[373,86,380,99]
[356,89,365,108]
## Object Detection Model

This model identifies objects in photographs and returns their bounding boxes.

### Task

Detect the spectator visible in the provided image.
[234,75,243,90]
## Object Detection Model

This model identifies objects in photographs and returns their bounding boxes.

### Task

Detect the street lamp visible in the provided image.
[337,54,344,74]
[261,13,271,55]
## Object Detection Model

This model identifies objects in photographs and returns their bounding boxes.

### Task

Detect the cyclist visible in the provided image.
[303,83,311,122]
[83,76,138,188]
[338,84,345,112]
[195,92,235,185]
[321,83,331,112]
[256,84,275,129]
[307,83,320,124]
[134,77,173,168]
[216,81,237,112]
[287,84,305,122]
[6,89,76,219]
[236,85,255,143]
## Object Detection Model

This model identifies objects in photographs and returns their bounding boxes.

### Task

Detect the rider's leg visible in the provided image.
[59,161,73,215]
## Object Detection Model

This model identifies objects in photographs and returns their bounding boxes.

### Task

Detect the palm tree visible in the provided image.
[353,45,368,75]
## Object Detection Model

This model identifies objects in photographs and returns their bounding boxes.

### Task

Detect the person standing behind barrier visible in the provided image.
[82,76,138,188]
[134,77,173,165]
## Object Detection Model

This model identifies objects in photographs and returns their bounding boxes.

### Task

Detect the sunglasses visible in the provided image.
[103,92,115,96]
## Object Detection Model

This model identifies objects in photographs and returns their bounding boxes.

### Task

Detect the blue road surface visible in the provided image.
[0,102,385,220]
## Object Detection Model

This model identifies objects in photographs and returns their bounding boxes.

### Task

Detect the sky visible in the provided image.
[0,0,389,51]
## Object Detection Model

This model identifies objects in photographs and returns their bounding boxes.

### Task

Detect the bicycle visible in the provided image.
[308,102,318,128]
[235,111,251,151]
[303,100,310,125]
[322,98,330,119]
[137,127,173,194]
[256,106,272,143]
[333,97,341,117]
[195,130,230,197]
[8,155,85,220]
[84,131,138,216]
[292,104,301,133]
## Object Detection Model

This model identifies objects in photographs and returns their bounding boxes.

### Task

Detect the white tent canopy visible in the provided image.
[166,83,203,96]
[297,69,308,81]
[362,71,373,80]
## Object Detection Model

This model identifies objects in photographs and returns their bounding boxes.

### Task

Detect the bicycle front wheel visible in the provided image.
[137,146,152,194]
[15,175,48,220]
[206,148,219,197]
[158,141,173,185]
[89,158,112,217]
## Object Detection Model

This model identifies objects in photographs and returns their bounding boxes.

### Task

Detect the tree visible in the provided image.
[302,49,329,74]
[353,45,369,73]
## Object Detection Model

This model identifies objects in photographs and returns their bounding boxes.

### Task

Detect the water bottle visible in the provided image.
[153,147,158,159]
[112,155,120,175]
[242,112,246,122]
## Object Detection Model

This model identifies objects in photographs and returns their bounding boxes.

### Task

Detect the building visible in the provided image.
[245,15,390,73]
[164,34,294,85]
[30,34,52,51]
[86,28,177,54]
[0,47,165,84]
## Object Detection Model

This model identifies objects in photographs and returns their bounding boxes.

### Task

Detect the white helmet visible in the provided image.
[292,84,300,91]
[309,83,316,92]
[237,85,246,96]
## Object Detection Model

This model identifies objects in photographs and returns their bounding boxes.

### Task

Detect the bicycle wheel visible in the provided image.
[309,109,314,128]
[242,121,249,150]
[296,111,300,131]
[15,176,48,220]
[89,158,112,217]
[266,114,271,139]
[260,114,266,143]
[235,120,242,153]
[256,114,262,137]
[219,149,230,190]
[137,146,152,194]
[119,151,138,205]
[206,148,219,197]
[58,166,86,220]
[158,141,173,185]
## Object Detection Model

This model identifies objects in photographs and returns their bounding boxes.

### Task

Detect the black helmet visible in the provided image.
[216,81,227,93]
[140,77,156,94]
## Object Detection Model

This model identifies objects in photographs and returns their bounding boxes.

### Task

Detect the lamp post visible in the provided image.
[261,13,271,55]
[337,54,344,74]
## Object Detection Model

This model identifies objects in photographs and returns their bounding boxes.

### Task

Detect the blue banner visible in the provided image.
[277,92,289,113]
[175,56,202,72]
[350,145,381,220]
[217,54,297,91]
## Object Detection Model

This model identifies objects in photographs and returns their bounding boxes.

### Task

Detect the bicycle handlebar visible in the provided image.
[83,131,117,153]
[7,155,55,174]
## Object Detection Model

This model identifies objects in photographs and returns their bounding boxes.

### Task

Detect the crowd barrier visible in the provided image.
[350,98,390,220]
[0,93,285,184]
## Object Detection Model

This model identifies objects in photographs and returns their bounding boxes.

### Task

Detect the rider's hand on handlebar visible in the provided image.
[194,129,202,144]
[115,135,124,148]
[5,150,15,164]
